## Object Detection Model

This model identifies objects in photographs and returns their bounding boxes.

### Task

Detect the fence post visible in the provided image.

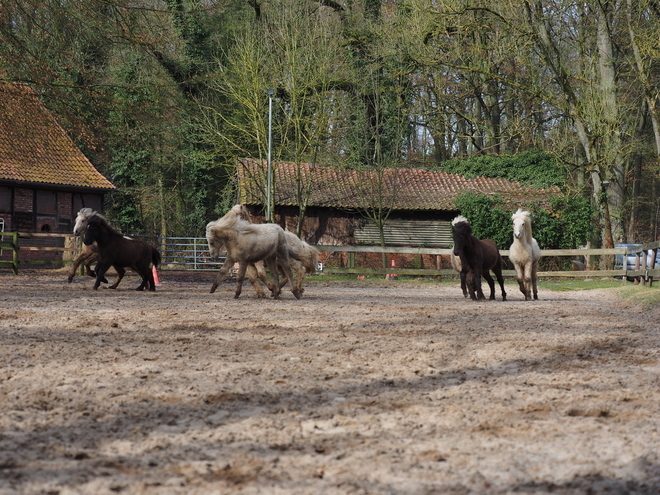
[0,232,19,275]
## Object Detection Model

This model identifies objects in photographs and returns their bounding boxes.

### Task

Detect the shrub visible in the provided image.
[454,193,596,250]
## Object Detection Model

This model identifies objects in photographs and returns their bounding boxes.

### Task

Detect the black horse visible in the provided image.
[451,217,507,301]
[83,215,161,291]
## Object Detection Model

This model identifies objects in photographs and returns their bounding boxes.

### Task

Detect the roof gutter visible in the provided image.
[0,179,115,193]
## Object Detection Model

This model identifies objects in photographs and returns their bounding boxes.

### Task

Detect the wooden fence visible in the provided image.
[314,243,660,287]
[1,232,659,287]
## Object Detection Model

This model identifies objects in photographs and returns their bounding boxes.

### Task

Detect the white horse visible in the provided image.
[67,208,111,285]
[248,230,320,298]
[205,205,301,299]
[226,205,319,298]
[509,209,541,300]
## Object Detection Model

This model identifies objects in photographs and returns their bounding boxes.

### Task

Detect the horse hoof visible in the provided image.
[67,277,73,283]
[292,290,302,300]
[210,285,217,294]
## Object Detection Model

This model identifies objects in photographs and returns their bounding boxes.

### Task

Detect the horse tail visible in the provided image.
[301,243,320,274]
[284,232,319,273]
[151,247,161,267]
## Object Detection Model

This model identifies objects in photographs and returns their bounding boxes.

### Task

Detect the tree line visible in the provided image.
[1,0,659,247]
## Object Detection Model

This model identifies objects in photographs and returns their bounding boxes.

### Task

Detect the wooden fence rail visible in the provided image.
[314,244,660,286]
[1,232,659,287]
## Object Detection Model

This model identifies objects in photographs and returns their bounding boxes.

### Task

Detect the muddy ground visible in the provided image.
[1,269,660,495]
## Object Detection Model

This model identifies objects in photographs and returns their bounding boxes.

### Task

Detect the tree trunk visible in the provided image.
[596,1,625,246]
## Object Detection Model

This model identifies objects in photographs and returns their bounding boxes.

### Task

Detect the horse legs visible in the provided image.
[515,263,532,300]
[247,263,267,298]
[291,258,305,296]
[233,260,250,298]
[68,251,87,282]
[523,262,537,301]
[513,262,526,299]
[471,267,486,300]
[459,274,468,297]
[264,257,282,299]
[144,265,156,291]
[458,270,474,298]
[92,261,111,290]
[483,271,496,300]
[493,264,507,301]
[108,266,125,290]
[210,257,235,293]
[280,261,301,299]
[134,263,155,291]
[68,251,108,283]
[460,268,474,299]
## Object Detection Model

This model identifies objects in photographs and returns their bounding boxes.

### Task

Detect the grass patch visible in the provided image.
[537,278,631,291]
[616,284,660,308]
[310,274,646,291]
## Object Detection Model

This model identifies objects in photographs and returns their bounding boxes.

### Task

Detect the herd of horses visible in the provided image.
[67,206,541,301]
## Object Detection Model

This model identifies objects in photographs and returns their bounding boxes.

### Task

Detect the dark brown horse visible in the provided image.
[451,216,506,301]
[83,215,161,291]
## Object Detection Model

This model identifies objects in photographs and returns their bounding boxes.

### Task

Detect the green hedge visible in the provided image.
[454,193,597,250]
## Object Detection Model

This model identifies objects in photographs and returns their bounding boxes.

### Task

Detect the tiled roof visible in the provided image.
[237,158,561,211]
[0,82,115,191]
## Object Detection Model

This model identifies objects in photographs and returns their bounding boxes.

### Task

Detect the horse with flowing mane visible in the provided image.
[67,208,116,285]
[205,205,301,299]
[83,215,161,291]
[451,215,507,301]
[247,231,320,298]
[509,209,541,300]
[229,206,319,298]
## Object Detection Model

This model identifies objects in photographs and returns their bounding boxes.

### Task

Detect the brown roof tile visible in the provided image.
[238,158,560,211]
[0,82,115,191]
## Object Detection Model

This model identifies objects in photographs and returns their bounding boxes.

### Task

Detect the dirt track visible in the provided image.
[1,270,660,495]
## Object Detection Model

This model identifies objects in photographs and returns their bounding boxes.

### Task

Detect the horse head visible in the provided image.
[83,216,104,246]
[205,221,226,259]
[512,209,532,241]
[73,208,97,236]
[451,216,472,257]
[230,204,251,222]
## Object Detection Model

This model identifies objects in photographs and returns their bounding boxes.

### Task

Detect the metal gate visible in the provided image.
[158,237,226,270]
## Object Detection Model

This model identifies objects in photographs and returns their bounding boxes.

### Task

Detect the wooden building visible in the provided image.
[237,158,560,248]
[0,82,115,235]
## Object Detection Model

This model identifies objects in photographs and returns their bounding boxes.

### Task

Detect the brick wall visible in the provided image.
[57,192,72,216]
[14,188,33,212]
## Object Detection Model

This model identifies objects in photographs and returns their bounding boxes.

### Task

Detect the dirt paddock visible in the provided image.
[1,270,660,494]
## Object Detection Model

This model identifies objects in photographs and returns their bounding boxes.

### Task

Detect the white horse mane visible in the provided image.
[452,215,469,226]
[512,209,533,239]
[73,208,107,235]
[206,213,251,232]
[512,208,531,222]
